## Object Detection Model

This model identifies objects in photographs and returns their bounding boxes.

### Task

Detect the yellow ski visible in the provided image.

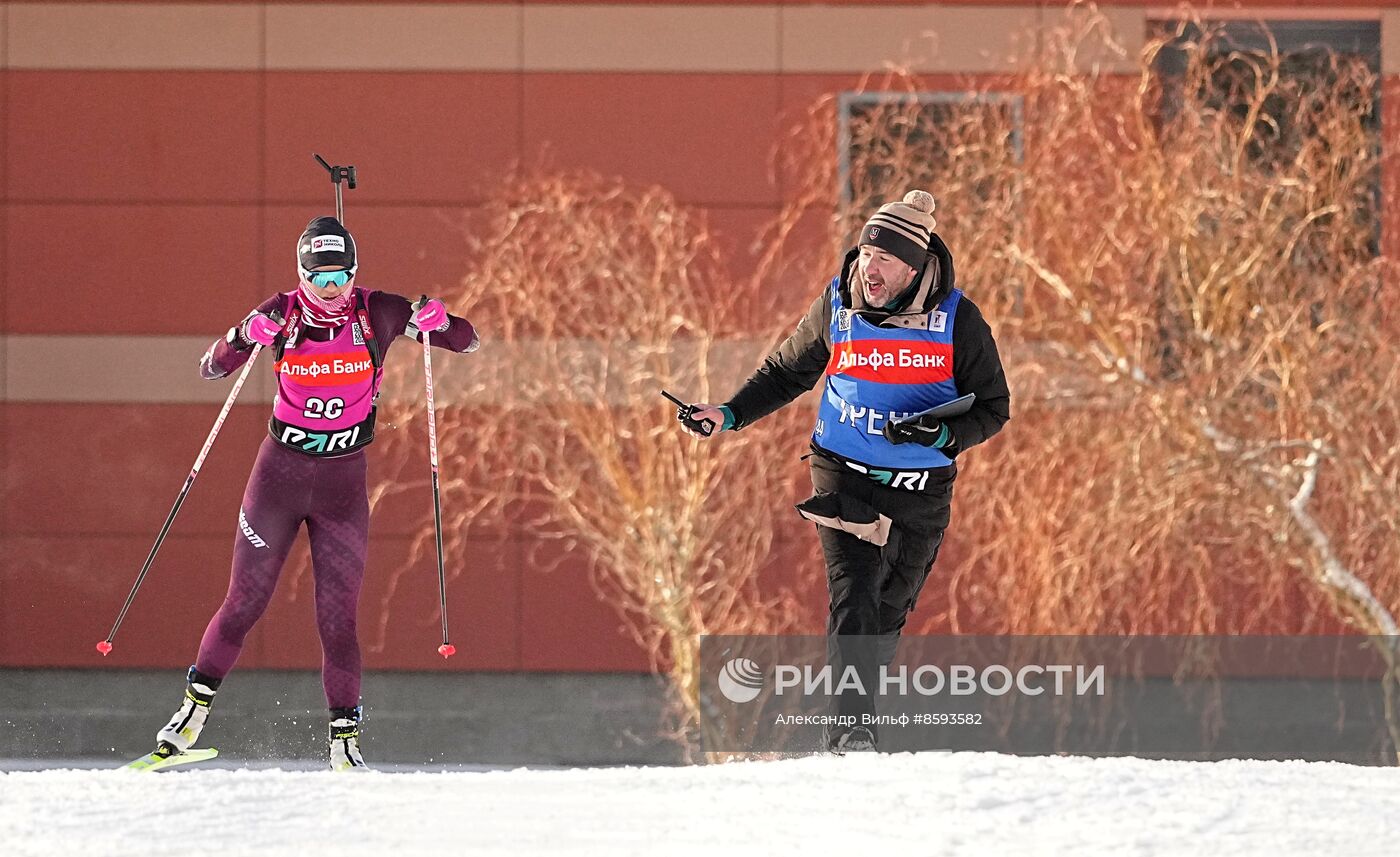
[124,745,220,772]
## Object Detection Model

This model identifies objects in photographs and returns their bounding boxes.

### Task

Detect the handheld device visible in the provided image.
[661,389,716,437]
[892,392,977,426]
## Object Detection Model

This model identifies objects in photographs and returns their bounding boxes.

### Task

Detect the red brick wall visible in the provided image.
[2,1,1394,671]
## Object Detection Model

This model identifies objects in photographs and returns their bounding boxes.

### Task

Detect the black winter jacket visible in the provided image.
[723,235,1011,458]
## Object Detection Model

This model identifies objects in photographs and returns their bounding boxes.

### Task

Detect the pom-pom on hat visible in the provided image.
[860,190,937,270]
[297,216,356,271]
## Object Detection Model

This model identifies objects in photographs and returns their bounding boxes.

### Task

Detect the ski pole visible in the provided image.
[420,304,455,659]
[97,341,269,656]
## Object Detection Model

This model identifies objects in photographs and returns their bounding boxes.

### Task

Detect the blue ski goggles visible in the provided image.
[301,267,356,288]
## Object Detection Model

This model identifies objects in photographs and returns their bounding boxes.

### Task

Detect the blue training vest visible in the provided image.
[813,278,963,470]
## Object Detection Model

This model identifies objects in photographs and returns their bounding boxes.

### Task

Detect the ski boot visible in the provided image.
[155,666,221,752]
[827,724,877,754]
[329,706,369,772]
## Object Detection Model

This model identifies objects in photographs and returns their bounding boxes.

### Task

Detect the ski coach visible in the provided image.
[682,190,1011,752]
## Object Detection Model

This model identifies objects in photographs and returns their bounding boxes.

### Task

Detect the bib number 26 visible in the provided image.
[302,397,345,420]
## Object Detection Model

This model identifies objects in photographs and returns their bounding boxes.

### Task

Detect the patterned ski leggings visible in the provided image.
[194,437,369,709]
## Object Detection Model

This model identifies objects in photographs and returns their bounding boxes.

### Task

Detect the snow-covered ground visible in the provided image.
[2,752,1397,856]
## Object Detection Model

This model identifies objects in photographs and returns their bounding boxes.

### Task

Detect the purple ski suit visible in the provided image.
[194,287,477,707]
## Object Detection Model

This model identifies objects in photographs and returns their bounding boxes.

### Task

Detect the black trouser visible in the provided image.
[804,454,953,738]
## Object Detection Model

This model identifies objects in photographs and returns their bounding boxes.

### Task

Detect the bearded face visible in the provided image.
[857,245,917,308]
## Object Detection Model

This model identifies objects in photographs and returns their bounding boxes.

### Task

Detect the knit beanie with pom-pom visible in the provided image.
[859,189,937,270]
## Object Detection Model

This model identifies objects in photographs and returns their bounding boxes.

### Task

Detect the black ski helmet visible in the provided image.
[297,216,356,271]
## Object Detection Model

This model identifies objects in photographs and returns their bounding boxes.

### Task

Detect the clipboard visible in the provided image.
[893,393,976,426]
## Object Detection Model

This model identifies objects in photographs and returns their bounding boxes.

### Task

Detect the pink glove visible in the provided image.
[241,313,282,347]
[411,298,449,334]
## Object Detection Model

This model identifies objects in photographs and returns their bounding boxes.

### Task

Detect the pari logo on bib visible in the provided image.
[826,339,953,385]
[274,352,375,386]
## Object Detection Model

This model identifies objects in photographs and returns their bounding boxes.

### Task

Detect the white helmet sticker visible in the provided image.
[310,235,346,253]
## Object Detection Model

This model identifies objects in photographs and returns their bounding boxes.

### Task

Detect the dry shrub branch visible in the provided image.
[770,4,1400,754]
[365,2,1400,759]
[372,174,809,756]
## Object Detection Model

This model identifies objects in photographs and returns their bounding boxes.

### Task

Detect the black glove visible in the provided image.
[882,413,953,448]
[675,404,715,437]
